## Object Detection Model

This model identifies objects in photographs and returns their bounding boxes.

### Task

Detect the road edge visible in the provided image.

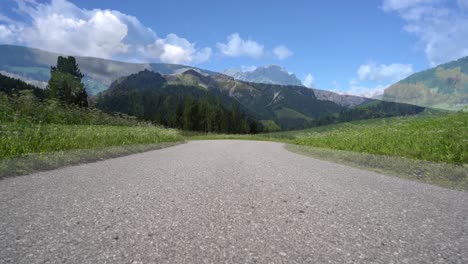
[0,141,185,179]
[285,144,468,191]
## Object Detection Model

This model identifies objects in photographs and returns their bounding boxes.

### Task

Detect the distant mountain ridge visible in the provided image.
[0,45,429,130]
[97,69,346,130]
[224,65,303,86]
[0,44,214,95]
[223,65,375,108]
[0,45,376,109]
[383,56,468,110]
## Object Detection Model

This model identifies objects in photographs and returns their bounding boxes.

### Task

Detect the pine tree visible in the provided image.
[47,56,88,107]
[230,103,241,133]
[51,56,84,80]
[183,96,198,131]
[175,103,184,129]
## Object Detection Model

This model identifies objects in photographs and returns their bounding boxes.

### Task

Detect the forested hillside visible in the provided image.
[96,69,431,131]
[0,73,45,99]
[95,70,263,134]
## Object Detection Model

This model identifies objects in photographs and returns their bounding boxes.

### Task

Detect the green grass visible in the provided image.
[274,107,312,120]
[190,113,467,190]
[0,142,182,178]
[192,112,468,165]
[287,145,468,191]
[0,122,182,159]
[291,113,467,164]
[0,92,185,176]
[0,122,183,177]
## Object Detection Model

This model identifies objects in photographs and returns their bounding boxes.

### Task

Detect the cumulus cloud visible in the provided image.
[217,33,264,58]
[0,0,211,64]
[240,65,258,72]
[0,24,14,43]
[357,62,414,82]
[345,83,390,98]
[302,73,315,88]
[382,0,468,65]
[341,61,413,98]
[145,34,212,64]
[0,14,14,24]
[273,45,293,60]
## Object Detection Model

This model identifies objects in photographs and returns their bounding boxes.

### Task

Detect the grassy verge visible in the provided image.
[0,122,184,177]
[191,112,467,165]
[291,112,467,164]
[189,112,467,190]
[287,145,468,191]
[1,122,182,159]
[0,142,182,178]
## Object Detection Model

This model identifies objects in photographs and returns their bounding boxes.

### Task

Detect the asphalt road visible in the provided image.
[1,140,467,263]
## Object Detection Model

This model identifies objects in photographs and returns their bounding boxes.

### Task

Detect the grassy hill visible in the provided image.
[383,56,468,110]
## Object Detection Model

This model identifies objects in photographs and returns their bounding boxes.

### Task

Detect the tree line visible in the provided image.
[307,101,426,127]
[96,87,263,134]
[169,96,262,134]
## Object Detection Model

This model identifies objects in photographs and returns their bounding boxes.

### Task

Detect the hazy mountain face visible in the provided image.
[383,56,468,111]
[0,45,213,95]
[312,89,375,108]
[5,44,457,113]
[1,45,373,109]
[224,65,374,108]
[224,65,303,86]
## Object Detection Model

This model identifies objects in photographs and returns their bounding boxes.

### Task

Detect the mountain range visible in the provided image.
[0,44,463,115]
[0,44,213,96]
[0,45,376,109]
[224,65,375,108]
[97,69,346,130]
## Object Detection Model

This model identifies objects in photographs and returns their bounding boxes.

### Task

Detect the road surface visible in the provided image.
[1,140,467,263]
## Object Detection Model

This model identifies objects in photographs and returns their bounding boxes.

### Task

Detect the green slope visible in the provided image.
[383,56,468,110]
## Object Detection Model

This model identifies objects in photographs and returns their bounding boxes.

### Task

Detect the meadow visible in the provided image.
[0,123,181,160]
[192,111,468,165]
[0,92,183,176]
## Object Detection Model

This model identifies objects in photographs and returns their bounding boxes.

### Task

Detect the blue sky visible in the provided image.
[0,0,467,96]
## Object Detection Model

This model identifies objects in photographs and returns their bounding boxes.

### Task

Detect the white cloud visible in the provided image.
[0,24,14,43]
[345,84,389,98]
[0,0,211,64]
[302,73,315,88]
[0,14,14,24]
[240,65,258,72]
[357,62,414,82]
[216,33,264,58]
[382,0,468,65]
[145,34,212,64]
[342,61,413,98]
[382,0,442,12]
[273,45,293,60]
